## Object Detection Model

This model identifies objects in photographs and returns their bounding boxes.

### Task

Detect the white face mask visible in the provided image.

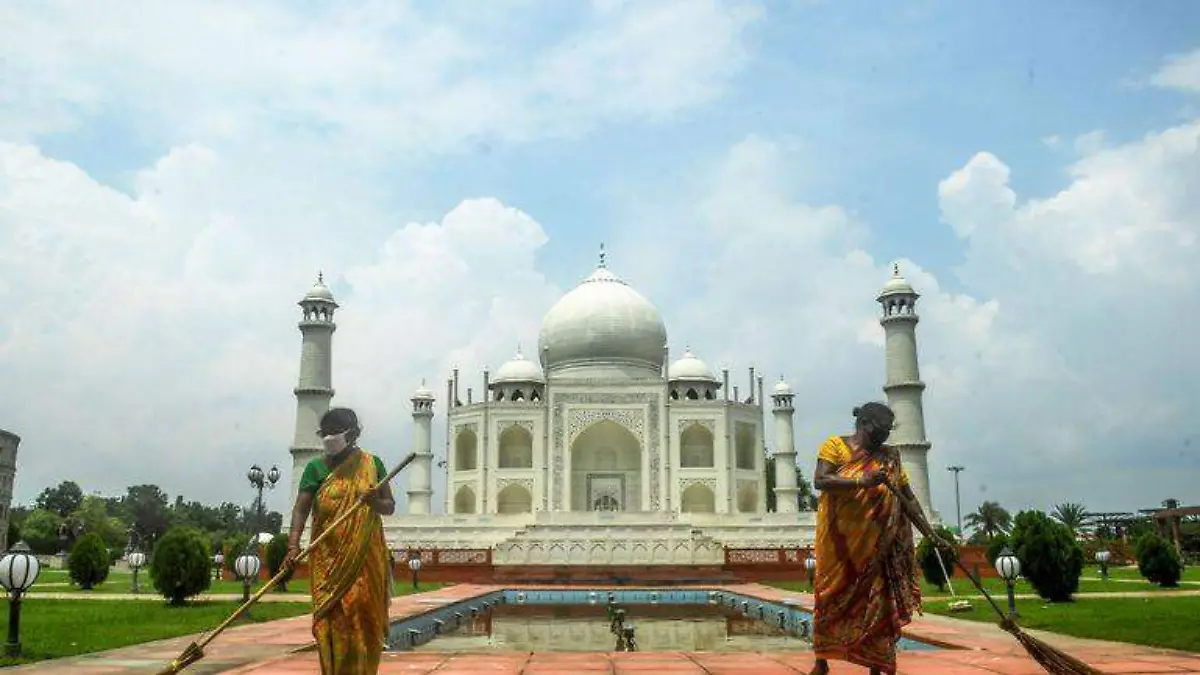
[322,432,349,455]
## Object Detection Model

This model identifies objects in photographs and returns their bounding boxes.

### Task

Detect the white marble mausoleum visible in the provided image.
[285,252,936,566]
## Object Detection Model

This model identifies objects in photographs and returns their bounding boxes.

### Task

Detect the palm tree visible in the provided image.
[964,501,1011,540]
[1052,502,1090,537]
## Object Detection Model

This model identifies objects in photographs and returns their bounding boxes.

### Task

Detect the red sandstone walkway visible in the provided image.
[10,583,1200,674]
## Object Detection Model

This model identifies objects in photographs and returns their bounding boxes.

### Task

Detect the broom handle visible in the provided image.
[194,451,418,650]
[881,476,1012,622]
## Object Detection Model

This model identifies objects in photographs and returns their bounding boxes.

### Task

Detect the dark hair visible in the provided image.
[320,407,361,443]
[853,402,894,430]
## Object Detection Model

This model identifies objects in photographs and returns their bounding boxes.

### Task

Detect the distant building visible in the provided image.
[0,429,19,551]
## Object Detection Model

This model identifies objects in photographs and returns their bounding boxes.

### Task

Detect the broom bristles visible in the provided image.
[1001,620,1108,675]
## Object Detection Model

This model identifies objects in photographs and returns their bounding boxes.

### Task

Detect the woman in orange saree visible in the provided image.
[286,408,395,675]
[810,402,924,675]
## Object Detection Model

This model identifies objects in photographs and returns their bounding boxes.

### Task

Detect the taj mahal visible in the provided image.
[284,250,935,568]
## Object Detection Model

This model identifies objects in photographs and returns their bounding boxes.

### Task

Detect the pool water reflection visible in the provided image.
[413,603,811,652]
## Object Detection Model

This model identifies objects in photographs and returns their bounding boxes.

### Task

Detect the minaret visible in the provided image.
[408,381,436,515]
[286,273,338,534]
[771,377,799,513]
[877,264,935,519]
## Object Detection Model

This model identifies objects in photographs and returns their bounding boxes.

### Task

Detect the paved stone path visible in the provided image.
[10,583,1200,674]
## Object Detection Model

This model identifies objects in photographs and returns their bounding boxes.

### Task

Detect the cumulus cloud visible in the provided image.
[1150,48,1200,93]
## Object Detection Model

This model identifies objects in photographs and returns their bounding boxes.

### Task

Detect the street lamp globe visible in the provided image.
[805,555,817,573]
[994,547,1021,581]
[0,542,40,594]
[1095,550,1111,564]
[267,465,281,486]
[247,464,264,486]
[127,551,146,570]
[234,553,261,581]
[213,552,225,566]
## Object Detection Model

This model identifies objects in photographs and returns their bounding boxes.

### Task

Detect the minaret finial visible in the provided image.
[317,270,325,285]
[599,243,606,269]
[516,342,523,357]
[892,262,900,277]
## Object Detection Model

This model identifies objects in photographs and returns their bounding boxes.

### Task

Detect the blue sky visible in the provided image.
[1,0,1198,523]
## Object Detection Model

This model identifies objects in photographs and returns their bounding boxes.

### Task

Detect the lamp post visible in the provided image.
[1095,549,1111,581]
[408,554,422,591]
[994,546,1020,620]
[127,551,146,594]
[805,552,817,589]
[234,552,262,606]
[213,552,225,581]
[246,464,281,536]
[947,466,965,535]
[0,542,42,657]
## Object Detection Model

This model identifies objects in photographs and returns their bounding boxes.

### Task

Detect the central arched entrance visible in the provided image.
[570,419,642,512]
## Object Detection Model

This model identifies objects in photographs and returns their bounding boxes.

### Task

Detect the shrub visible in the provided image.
[1009,510,1084,602]
[223,534,252,562]
[265,534,293,591]
[986,534,1010,567]
[151,527,213,606]
[67,533,111,589]
[916,525,960,590]
[1135,532,1182,587]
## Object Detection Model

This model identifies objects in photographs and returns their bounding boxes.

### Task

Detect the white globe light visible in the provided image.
[994,547,1021,581]
[0,542,41,593]
[805,556,817,571]
[409,557,422,571]
[235,554,261,580]
[1095,550,1111,563]
[127,552,146,569]
[213,552,225,565]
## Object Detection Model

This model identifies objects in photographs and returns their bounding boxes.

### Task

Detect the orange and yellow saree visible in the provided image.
[812,436,921,674]
[309,449,391,674]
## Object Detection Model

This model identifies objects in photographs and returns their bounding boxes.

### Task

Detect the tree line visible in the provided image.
[8,480,284,557]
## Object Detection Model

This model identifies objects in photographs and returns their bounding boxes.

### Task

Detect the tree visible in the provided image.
[20,508,65,554]
[1135,532,1183,587]
[1051,502,1090,538]
[69,495,127,550]
[122,484,171,551]
[1009,510,1085,602]
[68,533,111,589]
[35,481,83,518]
[150,527,213,606]
[964,501,1012,541]
[917,525,960,591]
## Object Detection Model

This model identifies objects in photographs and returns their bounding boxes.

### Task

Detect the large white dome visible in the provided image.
[538,265,668,376]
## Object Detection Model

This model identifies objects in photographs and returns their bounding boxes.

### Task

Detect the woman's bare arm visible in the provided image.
[813,459,871,491]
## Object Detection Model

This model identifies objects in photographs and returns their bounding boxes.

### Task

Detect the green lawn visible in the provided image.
[35,568,442,598]
[769,574,1177,600]
[0,599,311,667]
[925,596,1200,653]
[1086,564,1199,582]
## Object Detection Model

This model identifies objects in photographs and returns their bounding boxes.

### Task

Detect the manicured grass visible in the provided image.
[925,596,1200,653]
[36,568,442,598]
[770,575,1177,600]
[1087,564,1199,583]
[0,599,311,667]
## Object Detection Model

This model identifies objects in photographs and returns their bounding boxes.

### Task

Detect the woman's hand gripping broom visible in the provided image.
[156,452,419,675]
[880,473,1109,675]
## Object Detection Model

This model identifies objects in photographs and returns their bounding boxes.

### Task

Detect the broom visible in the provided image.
[156,452,418,675]
[881,475,1108,675]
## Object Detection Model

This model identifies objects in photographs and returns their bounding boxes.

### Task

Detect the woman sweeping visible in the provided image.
[810,402,924,675]
[284,407,396,674]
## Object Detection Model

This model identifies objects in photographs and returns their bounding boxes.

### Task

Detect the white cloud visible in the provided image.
[1150,48,1200,93]
[0,0,760,155]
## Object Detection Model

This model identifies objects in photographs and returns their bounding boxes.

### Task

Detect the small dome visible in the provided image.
[878,263,916,297]
[493,349,545,384]
[304,272,336,301]
[538,256,668,376]
[412,379,435,400]
[774,377,792,395]
[668,348,717,382]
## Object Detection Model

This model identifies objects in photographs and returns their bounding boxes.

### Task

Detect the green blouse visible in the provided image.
[299,450,387,494]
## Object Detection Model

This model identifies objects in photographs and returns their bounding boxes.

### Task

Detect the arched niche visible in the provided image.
[455,429,478,471]
[680,483,716,513]
[498,425,534,469]
[680,423,714,468]
[734,422,756,471]
[736,483,758,513]
[496,484,533,514]
[454,485,477,514]
[570,419,642,512]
